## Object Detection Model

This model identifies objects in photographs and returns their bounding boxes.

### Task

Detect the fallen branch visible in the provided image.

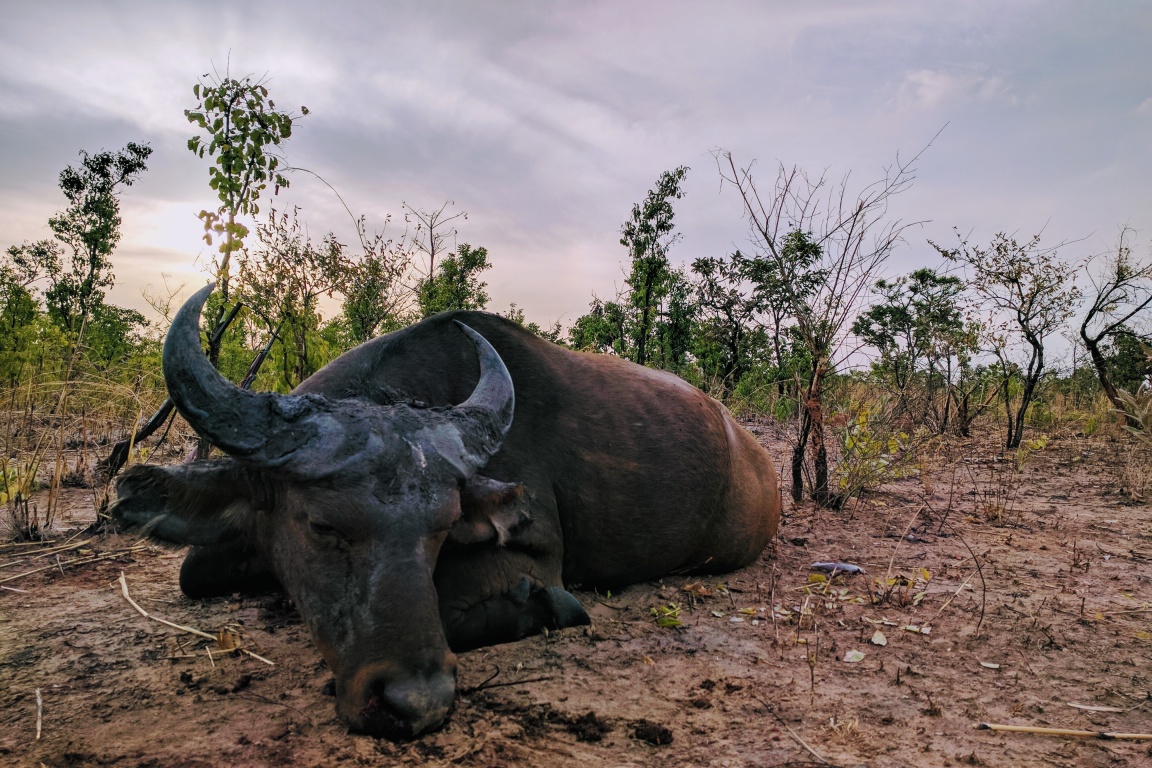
[117,572,274,666]
[35,687,42,740]
[976,723,1152,740]
[118,572,215,640]
[234,691,312,722]
[469,676,554,691]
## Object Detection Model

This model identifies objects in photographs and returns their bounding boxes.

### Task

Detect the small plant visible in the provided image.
[1013,434,1048,470]
[1109,388,1152,502]
[651,603,683,628]
[833,404,917,500]
[0,457,38,503]
[2,456,44,540]
[1114,388,1152,440]
[873,567,933,608]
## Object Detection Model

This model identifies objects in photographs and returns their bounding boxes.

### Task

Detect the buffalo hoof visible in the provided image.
[541,585,590,628]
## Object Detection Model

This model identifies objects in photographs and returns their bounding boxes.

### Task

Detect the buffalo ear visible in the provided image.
[111,461,256,547]
[447,476,532,547]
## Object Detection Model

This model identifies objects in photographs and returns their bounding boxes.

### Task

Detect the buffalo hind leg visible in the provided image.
[443,576,590,653]
[180,539,280,599]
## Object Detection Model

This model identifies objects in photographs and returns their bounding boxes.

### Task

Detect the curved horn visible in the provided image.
[164,284,318,462]
[447,321,515,472]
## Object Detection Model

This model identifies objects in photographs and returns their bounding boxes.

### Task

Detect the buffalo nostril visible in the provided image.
[358,671,456,738]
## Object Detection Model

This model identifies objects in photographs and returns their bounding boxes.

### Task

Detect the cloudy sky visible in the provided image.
[2,1,1150,330]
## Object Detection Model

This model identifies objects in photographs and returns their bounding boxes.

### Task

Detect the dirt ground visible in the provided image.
[2,425,1151,768]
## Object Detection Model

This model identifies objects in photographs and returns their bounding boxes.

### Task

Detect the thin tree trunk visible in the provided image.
[791,408,810,504]
[806,366,832,506]
[1083,333,1139,428]
[1008,342,1044,450]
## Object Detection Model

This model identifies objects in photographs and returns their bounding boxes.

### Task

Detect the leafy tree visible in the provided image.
[7,144,151,337]
[186,72,307,361]
[417,243,491,317]
[238,209,350,390]
[82,303,150,368]
[1079,228,1152,424]
[1100,329,1152,393]
[690,251,767,394]
[341,216,418,344]
[0,281,41,383]
[935,231,1082,449]
[851,268,966,429]
[570,168,691,368]
[621,167,688,366]
[569,296,629,354]
[3,240,60,290]
[650,267,696,372]
[718,151,920,506]
[502,304,565,345]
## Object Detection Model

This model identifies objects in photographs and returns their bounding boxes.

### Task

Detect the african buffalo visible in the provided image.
[112,284,780,738]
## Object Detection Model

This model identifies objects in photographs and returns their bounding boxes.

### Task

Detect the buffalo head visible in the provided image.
[113,285,514,738]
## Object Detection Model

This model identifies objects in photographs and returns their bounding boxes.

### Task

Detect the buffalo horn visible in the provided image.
[447,321,515,472]
[163,284,312,462]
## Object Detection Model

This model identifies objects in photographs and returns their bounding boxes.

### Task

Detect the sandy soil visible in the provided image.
[2,426,1150,767]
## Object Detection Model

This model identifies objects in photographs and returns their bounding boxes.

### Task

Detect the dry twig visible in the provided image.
[117,572,274,666]
[976,722,1152,740]
[756,698,829,765]
[0,546,147,584]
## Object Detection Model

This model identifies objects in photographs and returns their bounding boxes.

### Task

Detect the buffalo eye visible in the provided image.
[308,520,343,538]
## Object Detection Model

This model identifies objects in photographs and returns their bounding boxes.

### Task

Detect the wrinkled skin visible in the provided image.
[112,285,781,739]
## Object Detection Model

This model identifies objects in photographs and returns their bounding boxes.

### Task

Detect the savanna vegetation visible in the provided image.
[3,74,1151,544]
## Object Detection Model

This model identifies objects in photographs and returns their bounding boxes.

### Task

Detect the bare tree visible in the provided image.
[1080,227,1152,425]
[403,201,467,280]
[935,232,1082,449]
[717,150,923,506]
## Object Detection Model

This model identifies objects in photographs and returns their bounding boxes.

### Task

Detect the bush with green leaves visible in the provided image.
[832,403,916,501]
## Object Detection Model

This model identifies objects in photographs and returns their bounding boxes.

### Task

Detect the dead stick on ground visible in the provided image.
[30,538,94,559]
[469,676,554,692]
[925,568,978,626]
[35,687,42,740]
[118,572,215,640]
[0,548,147,584]
[884,504,925,582]
[940,518,988,634]
[976,723,1152,740]
[755,698,828,764]
[117,572,274,666]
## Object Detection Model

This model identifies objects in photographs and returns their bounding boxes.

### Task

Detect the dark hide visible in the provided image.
[112,298,780,740]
